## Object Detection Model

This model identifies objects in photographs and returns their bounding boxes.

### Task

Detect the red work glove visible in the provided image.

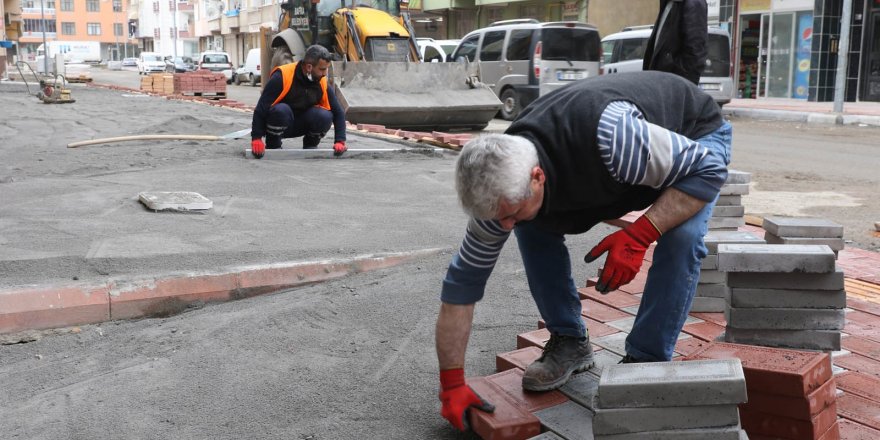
[251,138,265,159]
[333,141,347,157]
[584,215,661,293]
[439,368,494,431]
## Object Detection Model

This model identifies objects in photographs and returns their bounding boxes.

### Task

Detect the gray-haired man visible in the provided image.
[436,71,731,431]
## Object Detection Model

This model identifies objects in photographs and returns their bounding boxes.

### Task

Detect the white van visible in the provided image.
[451,19,602,120]
[416,38,460,63]
[601,26,734,106]
[233,48,261,86]
[137,52,166,75]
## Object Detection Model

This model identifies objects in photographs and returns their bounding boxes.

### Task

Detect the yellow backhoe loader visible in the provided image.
[262,0,501,131]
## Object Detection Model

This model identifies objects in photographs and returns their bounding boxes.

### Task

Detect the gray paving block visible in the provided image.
[560,371,601,410]
[592,404,740,435]
[725,170,751,184]
[594,332,629,356]
[528,432,565,440]
[699,270,728,284]
[711,205,746,217]
[607,316,637,333]
[535,400,595,440]
[594,425,745,440]
[622,305,641,315]
[730,288,846,309]
[587,349,625,377]
[697,282,729,298]
[701,255,719,270]
[716,195,742,206]
[764,232,845,251]
[717,244,836,273]
[138,191,212,211]
[597,359,746,408]
[723,328,841,351]
[763,216,844,238]
[689,296,727,313]
[704,231,765,253]
[727,270,844,290]
[719,183,750,196]
[725,306,845,330]
[709,217,746,229]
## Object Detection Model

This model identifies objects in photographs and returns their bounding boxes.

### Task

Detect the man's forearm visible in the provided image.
[645,187,708,233]
[436,302,475,370]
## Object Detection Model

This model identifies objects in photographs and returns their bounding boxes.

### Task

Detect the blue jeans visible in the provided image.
[514,121,732,361]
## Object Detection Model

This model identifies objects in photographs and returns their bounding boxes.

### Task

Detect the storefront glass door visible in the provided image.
[767,12,795,97]
[864,12,880,101]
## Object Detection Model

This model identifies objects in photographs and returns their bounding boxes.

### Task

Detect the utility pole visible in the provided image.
[115,1,121,60]
[173,0,178,58]
[40,0,49,74]
[832,0,852,113]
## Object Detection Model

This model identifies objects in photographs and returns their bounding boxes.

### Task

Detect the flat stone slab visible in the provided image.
[527,432,565,440]
[709,217,746,229]
[587,349,626,377]
[594,332,629,356]
[764,232,845,251]
[696,282,729,297]
[597,359,747,408]
[763,216,844,238]
[723,328,841,351]
[593,404,741,435]
[535,400,595,440]
[716,195,742,206]
[701,255,719,270]
[704,231,766,253]
[560,371,600,410]
[730,288,846,309]
[725,306,845,330]
[725,170,751,184]
[689,296,727,313]
[711,205,746,217]
[594,425,746,440]
[138,191,212,211]
[717,244,836,273]
[719,183,750,196]
[727,269,844,290]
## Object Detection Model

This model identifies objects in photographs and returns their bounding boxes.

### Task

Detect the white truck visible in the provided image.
[36,41,102,72]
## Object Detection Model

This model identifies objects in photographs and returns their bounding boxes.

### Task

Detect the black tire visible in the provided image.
[233,74,241,86]
[249,74,258,87]
[499,88,520,121]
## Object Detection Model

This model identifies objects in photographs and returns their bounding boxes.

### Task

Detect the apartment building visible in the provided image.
[14,0,135,61]
[134,0,198,57]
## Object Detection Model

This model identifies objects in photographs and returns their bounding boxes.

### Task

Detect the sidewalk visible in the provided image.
[723,98,880,126]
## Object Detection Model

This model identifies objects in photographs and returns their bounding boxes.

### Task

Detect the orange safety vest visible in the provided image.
[270,62,331,111]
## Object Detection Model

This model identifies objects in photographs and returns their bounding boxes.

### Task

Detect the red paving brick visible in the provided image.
[846,310,880,326]
[496,347,543,372]
[838,418,880,439]
[744,378,837,420]
[837,248,880,284]
[689,311,727,326]
[838,393,880,432]
[516,328,550,350]
[466,376,541,440]
[740,402,838,440]
[846,297,880,318]
[836,372,880,404]
[841,335,880,359]
[834,354,880,380]
[577,286,641,308]
[581,299,632,323]
[687,342,832,397]
[681,320,726,342]
[674,337,712,356]
[842,319,880,343]
[486,368,569,412]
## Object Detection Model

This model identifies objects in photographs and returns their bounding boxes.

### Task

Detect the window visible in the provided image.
[113,0,122,12]
[61,22,75,35]
[541,28,601,62]
[479,30,506,62]
[87,23,101,35]
[506,29,533,61]
[114,23,123,36]
[453,34,479,62]
[86,0,99,12]
[23,19,56,33]
[423,46,442,62]
[616,38,648,62]
[60,0,73,11]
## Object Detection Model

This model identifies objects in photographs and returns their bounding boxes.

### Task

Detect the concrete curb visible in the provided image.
[723,107,880,127]
[0,248,449,335]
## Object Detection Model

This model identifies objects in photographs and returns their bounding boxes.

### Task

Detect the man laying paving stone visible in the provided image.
[434,71,731,431]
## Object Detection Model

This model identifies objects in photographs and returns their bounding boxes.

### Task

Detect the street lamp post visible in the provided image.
[40,0,49,73]
[173,0,178,58]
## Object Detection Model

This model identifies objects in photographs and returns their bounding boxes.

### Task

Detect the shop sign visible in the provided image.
[707,0,720,19]
[563,2,579,18]
[741,0,770,12]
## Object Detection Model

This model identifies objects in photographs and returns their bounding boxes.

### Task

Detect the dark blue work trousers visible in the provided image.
[265,103,332,149]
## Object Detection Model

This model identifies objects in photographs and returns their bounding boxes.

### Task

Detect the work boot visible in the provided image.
[619,354,645,364]
[522,333,594,392]
[302,133,322,149]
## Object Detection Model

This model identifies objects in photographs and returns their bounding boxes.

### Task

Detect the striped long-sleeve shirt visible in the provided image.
[441,100,726,304]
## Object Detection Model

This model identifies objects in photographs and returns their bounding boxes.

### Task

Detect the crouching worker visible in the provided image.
[250,45,347,159]
[436,71,732,431]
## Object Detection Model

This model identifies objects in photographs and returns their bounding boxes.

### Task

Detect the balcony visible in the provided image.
[207,16,221,34]
[221,14,239,34]
[176,1,193,11]
[21,7,55,17]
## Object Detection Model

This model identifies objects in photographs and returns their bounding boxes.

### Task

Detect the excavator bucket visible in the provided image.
[331,61,502,131]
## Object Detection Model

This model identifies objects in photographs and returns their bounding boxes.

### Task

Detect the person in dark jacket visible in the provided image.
[250,45,347,159]
[435,71,731,432]
[643,0,708,84]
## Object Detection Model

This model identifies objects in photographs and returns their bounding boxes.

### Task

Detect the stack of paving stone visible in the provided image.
[687,342,840,440]
[692,230,766,313]
[718,243,845,351]
[592,359,749,439]
[709,170,750,231]
[763,216,845,259]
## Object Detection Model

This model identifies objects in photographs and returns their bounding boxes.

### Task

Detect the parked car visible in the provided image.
[137,52,166,75]
[233,48,261,86]
[122,57,138,67]
[416,38,460,63]
[451,19,602,120]
[197,51,234,83]
[165,56,195,73]
[601,26,734,107]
